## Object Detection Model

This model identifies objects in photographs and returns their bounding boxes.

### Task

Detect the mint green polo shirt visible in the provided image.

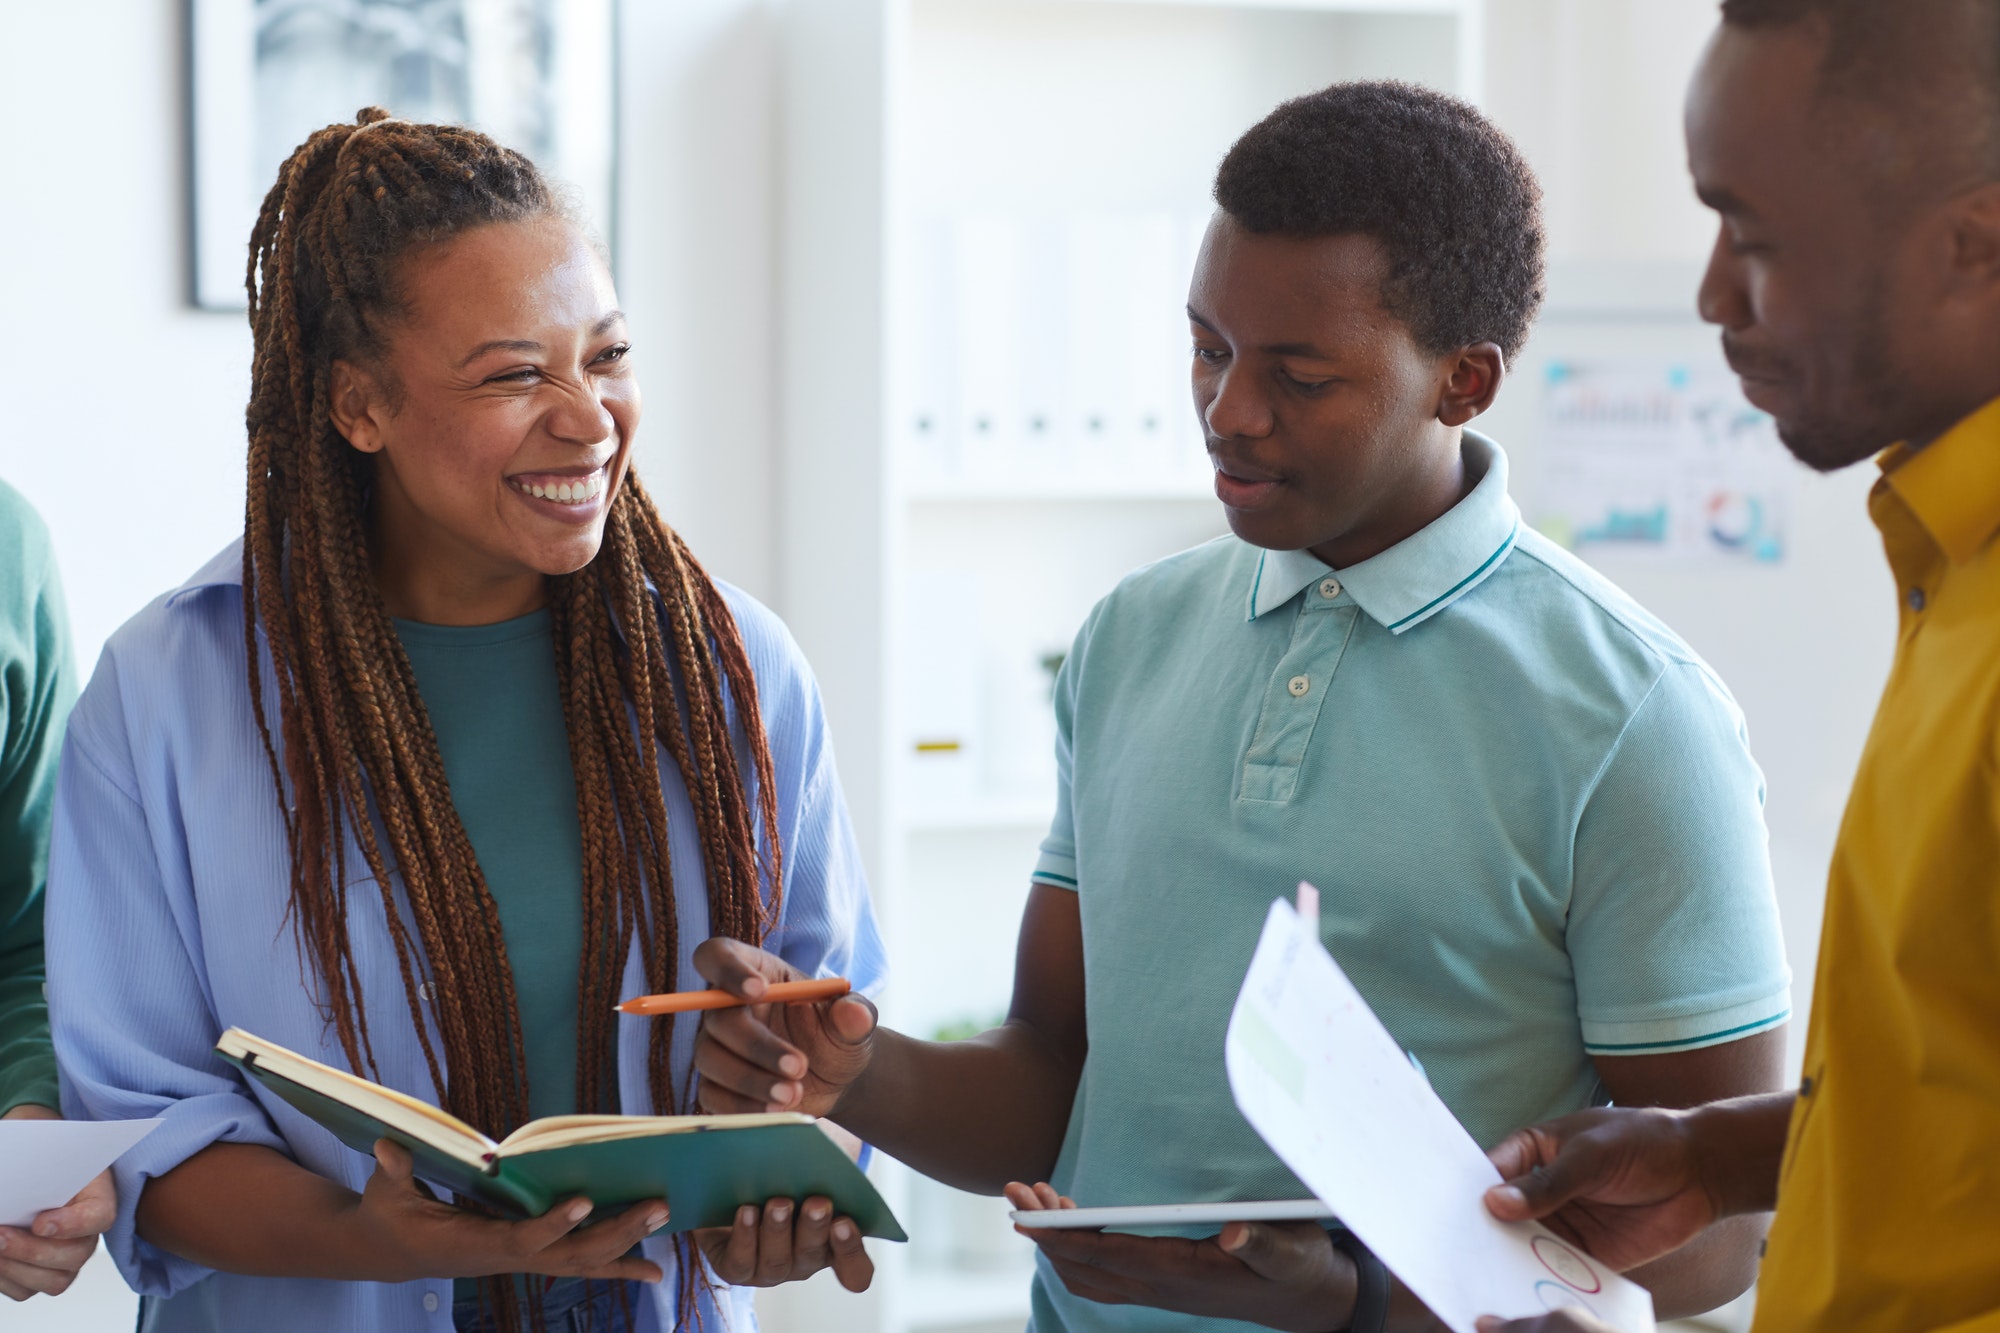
[1028,433,1789,1333]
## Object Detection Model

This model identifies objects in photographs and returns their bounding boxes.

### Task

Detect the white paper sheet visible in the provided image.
[0,1119,159,1228]
[1226,897,1655,1333]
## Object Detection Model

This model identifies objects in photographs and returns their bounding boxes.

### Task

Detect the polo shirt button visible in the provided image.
[1288,674,1311,697]
[423,1292,440,1313]
[1907,587,1927,612]
[1319,577,1342,599]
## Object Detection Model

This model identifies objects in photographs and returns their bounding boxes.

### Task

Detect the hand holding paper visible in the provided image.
[0,1110,155,1300]
[1225,892,1656,1333]
[1482,1106,1725,1273]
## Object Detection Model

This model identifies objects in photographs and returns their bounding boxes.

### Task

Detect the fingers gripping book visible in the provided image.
[215,1028,906,1240]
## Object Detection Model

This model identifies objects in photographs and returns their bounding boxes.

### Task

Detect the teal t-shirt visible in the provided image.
[397,610,591,1305]
[395,610,589,1126]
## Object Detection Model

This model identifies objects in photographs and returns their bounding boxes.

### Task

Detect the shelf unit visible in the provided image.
[773,2,1483,1330]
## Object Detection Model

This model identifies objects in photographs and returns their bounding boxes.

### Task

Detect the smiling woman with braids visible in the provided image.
[41,109,884,1331]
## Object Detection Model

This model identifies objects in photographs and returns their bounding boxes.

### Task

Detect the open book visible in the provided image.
[216,1028,906,1239]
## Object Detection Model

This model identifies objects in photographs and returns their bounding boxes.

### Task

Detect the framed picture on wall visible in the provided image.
[189,0,617,310]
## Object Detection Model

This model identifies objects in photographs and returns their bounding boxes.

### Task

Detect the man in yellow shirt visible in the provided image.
[1476,2,2000,1331]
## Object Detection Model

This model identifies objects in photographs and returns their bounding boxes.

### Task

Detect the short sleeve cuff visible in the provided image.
[1031,841,1078,892]
[0,1056,60,1118]
[1580,990,1791,1057]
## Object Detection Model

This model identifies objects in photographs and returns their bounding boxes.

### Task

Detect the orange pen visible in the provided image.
[616,976,852,1017]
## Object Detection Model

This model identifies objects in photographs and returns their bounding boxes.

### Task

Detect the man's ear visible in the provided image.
[1946,181,2000,297]
[329,360,390,454]
[1437,342,1506,428]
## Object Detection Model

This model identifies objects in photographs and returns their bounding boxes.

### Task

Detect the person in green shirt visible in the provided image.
[0,476,115,1300]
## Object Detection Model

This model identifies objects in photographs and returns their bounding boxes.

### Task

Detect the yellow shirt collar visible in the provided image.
[1879,393,2000,564]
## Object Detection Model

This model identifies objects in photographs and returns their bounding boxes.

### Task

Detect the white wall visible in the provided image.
[615,0,783,604]
[1487,0,1722,263]
[0,2,251,676]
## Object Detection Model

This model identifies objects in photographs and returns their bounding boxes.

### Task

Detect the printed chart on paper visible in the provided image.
[1225,896,1656,1333]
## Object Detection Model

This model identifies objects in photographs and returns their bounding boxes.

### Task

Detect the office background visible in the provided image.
[0,2,1890,1329]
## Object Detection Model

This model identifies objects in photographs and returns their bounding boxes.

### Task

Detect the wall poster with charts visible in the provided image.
[189,0,616,310]
[1532,361,1801,566]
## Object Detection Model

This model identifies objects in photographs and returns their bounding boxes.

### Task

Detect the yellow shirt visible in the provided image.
[1755,397,2000,1333]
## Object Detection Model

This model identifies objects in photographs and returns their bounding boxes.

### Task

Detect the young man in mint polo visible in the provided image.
[687,83,1791,1330]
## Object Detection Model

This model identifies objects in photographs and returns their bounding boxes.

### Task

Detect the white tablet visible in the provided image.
[1009,1199,1338,1229]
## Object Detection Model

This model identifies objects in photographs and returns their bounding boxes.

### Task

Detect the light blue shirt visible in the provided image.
[46,541,886,1333]
[1030,434,1789,1333]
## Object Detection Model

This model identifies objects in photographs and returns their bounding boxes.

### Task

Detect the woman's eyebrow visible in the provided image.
[458,338,542,368]
[456,312,627,369]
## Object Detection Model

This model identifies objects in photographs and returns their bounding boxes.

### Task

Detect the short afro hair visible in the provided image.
[1213,81,1545,362]
[1719,0,2000,177]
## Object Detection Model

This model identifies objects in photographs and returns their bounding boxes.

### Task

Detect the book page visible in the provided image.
[217,1028,493,1166]
[0,1119,159,1228]
[1225,898,1656,1333]
[496,1112,813,1156]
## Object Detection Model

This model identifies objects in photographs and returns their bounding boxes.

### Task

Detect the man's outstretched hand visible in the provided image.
[690,938,877,1117]
[1477,1094,1794,1330]
[1482,1106,1722,1274]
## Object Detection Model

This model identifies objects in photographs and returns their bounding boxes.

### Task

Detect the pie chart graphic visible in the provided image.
[1532,1235,1604,1294]
[1535,1280,1601,1316]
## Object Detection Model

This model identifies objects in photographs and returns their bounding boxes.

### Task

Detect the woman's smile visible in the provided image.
[505,461,614,521]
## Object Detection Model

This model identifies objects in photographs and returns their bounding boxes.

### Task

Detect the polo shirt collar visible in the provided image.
[1247,431,1521,633]
[1879,393,2000,564]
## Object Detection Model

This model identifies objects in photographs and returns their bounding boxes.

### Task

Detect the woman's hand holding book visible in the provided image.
[692,1193,875,1293]
[356,1140,668,1284]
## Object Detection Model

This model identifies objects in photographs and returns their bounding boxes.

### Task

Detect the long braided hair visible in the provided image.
[241,108,783,1317]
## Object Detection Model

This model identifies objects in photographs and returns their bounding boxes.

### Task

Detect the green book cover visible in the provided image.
[215,1028,906,1241]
